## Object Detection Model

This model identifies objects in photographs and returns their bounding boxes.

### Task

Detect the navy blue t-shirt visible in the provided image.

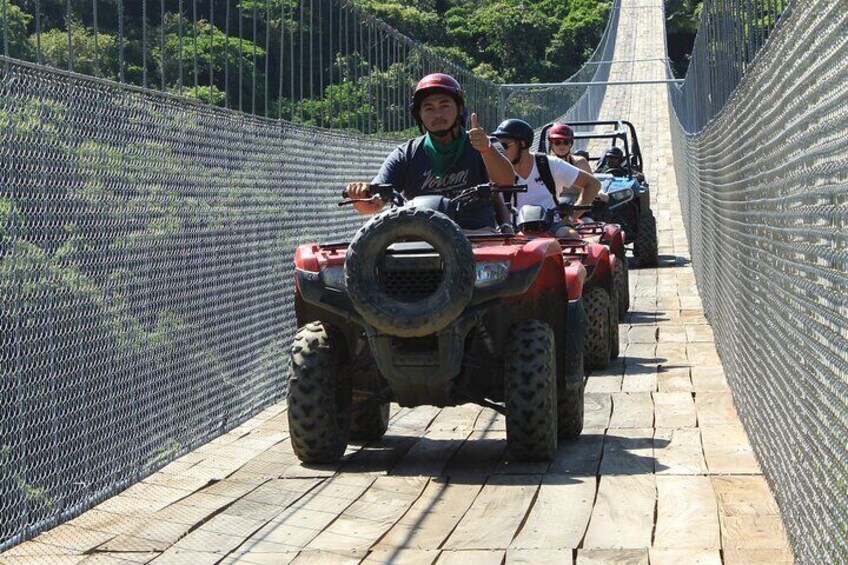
[371,134,501,229]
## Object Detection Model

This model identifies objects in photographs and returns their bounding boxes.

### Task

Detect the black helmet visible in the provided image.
[604,146,625,160]
[492,119,534,149]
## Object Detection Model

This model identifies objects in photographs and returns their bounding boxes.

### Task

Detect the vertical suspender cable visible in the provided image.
[238,0,243,112]
[252,4,257,115]
[178,0,184,91]
[264,0,270,117]
[118,0,125,82]
[209,0,214,103]
[93,0,99,77]
[67,0,73,71]
[192,0,198,91]
[142,0,147,88]
[225,0,231,108]
[160,0,165,89]
[35,0,42,64]
[278,0,284,119]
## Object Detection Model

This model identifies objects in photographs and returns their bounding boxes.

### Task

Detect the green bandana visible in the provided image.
[424,130,468,179]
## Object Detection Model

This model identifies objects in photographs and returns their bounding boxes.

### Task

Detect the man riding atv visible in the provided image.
[346,73,514,234]
[491,118,600,236]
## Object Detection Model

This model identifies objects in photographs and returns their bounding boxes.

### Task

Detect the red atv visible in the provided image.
[574,218,630,323]
[515,199,622,370]
[290,184,586,464]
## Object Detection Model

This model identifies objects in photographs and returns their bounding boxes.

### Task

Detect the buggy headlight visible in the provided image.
[475,261,510,287]
[320,266,345,289]
[609,188,634,202]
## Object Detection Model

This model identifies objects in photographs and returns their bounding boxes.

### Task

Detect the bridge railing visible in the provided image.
[667,1,847,563]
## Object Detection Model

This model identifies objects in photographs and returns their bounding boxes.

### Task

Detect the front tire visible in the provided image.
[504,320,558,461]
[584,287,612,370]
[287,322,351,463]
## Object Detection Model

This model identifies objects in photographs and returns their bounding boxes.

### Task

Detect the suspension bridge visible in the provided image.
[0,0,845,563]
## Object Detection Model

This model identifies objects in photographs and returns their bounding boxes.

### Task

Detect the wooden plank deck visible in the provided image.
[0,0,794,563]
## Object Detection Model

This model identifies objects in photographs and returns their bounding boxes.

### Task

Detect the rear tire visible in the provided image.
[584,287,612,370]
[287,322,351,463]
[609,282,620,360]
[350,396,390,443]
[504,320,557,461]
[634,211,658,268]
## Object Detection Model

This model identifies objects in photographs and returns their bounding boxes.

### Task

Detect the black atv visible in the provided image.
[539,120,659,267]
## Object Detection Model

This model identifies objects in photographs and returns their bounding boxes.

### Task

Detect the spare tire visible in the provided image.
[345,206,475,337]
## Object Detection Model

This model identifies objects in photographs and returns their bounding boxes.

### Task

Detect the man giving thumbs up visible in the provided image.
[345,73,514,232]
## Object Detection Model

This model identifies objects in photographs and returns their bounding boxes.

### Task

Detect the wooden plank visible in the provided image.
[235,475,376,552]
[219,551,298,565]
[653,476,720,550]
[442,430,506,477]
[510,476,596,550]
[340,434,421,475]
[585,371,623,393]
[649,549,722,565]
[387,405,440,435]
[686,343,721,366]
[685,324,715,342]
[289,550,363,564]
[623,343,658,366]
[656,325,686,343]
[549,429,605,476]
[653,428,707,475]
[375,480,482,550]
[712,477,789,550]
[436,550,505,565]
[428,404,483,432]
[653,392,696,428]
[655,343,687,366]
[690,366,729,392]
[474,409,505,432]
[506,549,574,563]
[306,476,428,552]
[442,475,540,550]
[701,425,761,474]
[656,367,692,392]
[390,430,468,477]
[609,393,653,428]
[361,549,439,565]
[723,548,794,564]
[621,364,657,393]
[576,549,649,564]
[695,392,739,425]
[599,428,654,475]
[584,393,612,429]
[627,325,659,344]
[582,476,656,549]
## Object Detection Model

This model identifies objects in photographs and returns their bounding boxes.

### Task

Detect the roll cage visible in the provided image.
[538,120,644,178]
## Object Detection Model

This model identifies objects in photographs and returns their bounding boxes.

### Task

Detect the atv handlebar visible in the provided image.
[339,182,527,207]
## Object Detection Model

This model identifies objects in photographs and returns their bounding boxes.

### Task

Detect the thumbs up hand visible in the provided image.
[467,112,492,154]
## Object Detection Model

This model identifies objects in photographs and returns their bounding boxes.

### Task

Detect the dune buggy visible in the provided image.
[538,120,659,267]
[290,183,586,464]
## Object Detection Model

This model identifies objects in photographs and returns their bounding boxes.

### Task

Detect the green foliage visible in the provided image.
[0,2,32,59]
[35,20,120,78]
[665,0,703,34]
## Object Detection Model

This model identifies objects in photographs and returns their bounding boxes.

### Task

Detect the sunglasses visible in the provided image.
[500,141,517,150]
[551,139,573,146]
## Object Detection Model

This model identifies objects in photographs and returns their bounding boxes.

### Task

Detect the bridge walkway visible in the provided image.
[0,0,794,563]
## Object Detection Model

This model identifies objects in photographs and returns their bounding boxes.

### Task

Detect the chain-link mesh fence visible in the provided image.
[0,58,401,549]
[667,0,848,563]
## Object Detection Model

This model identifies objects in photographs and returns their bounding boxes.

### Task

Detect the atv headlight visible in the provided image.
[320,266,345,289]
[475,261,510,287]
[609,188,634,202]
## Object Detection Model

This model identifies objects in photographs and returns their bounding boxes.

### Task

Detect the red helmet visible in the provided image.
[410,73,465,124]
[548,123,574,141]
